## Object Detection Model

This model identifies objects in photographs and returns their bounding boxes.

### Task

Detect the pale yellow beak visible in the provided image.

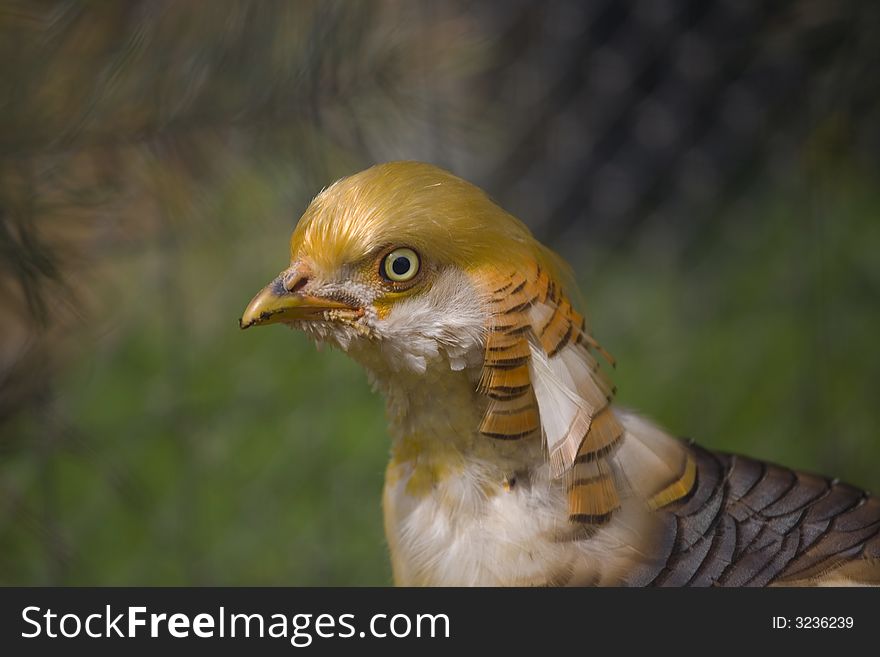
[239,276,360,329]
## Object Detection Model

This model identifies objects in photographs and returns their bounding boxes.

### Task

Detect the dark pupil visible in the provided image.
[391,256,411,276]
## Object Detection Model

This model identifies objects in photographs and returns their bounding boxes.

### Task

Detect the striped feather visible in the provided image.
[478,362,532,392]
[480,397,540,439]
[568,459,622,520]
[568,463,621,524]
[477,263,626,523]
[539,298,574,356]
[647,453,697,510]
[484,335,532,366]
[577,406,625,462]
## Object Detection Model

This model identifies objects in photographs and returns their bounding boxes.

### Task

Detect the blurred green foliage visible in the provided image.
[1,1,878,585]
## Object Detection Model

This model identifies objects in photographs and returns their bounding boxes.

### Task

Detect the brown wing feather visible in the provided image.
[640,443,880,586]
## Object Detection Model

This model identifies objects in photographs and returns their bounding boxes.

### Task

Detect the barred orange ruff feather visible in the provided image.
[476,260,625,523]
[567,461,621,523]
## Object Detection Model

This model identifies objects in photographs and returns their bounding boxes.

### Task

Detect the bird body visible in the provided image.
[241,161,880,586]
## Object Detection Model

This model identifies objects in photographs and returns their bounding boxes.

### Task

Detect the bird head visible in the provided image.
[242,161,621,500]
[240,161,567,375]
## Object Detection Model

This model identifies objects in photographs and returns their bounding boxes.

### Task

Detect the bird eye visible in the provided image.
[381,248,420,283]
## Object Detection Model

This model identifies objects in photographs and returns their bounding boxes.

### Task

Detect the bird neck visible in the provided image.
[352,349,544,492]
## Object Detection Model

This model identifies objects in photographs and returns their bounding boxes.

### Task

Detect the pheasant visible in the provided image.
[240,161,880,586]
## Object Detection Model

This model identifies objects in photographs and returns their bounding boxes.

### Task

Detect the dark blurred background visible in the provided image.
[1,0,878,585]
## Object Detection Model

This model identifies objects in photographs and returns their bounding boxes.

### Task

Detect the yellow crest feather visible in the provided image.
[289,161,568,283]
